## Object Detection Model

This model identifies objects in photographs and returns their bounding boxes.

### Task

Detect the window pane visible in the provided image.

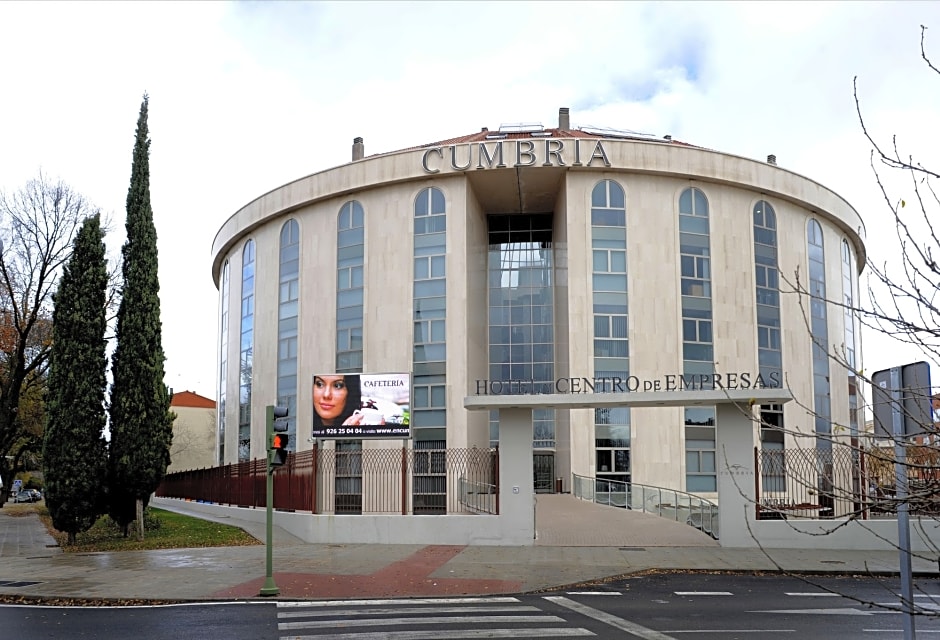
[608,181,625,208]
[687,475,717,492]
[414,258,429,280]
[431,255,446,278]
[610,251,626,273]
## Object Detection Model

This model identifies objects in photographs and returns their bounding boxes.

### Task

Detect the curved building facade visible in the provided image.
[211,108,865,505]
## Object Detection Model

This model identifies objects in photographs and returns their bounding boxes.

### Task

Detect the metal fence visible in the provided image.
[755,443,940,520]
[157,446,498,515]
[572,473,719,539]
[756,445,863,519]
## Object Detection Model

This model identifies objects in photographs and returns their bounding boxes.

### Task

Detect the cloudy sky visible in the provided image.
[1,1,938,399]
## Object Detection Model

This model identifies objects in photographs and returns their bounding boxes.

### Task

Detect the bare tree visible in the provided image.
[743,25,940,628]
[0,172,102,489]
[857,26,940,368]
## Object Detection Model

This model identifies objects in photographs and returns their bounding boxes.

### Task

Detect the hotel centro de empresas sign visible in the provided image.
[474,371,782,396]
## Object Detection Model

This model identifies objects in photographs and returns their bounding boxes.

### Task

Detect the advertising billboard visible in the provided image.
[311,372,411,439]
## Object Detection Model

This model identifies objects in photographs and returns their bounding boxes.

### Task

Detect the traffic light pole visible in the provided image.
[259,405,279,597]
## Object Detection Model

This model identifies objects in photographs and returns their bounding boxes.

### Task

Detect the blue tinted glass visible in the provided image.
[679,215,709,234]
[610,251,626,273]
[415,257,429,280]
[611,316,627,338]
[591,209,626,226]
[431,255,446,278]
[693,189,708,217]
[415,190,429,217]
[679,189,692,215]
[430,188,445,214]
[608,181,625,208]
[807,219,823,245]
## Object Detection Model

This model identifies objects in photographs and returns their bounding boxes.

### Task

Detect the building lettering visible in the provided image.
[363,379,405,387]
[421,139,611,174]
[474,371,782,396]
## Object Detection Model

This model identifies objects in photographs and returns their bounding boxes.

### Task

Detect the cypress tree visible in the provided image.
[43,213,109,545]
[108,94,174,538]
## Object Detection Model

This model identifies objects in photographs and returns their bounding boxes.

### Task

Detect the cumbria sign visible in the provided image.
[474,371,782,396]
[421,138,611,174]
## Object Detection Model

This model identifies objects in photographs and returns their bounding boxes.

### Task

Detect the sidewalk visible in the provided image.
[0,495,937,602]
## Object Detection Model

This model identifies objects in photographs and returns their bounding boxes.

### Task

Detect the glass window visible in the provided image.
[218,260,230,464]
[680,188,716,491]
[336,203,364,374]
[413,188,448,494]
[807,218,831,448]
[238,240,255,462]
[591,180,630,481]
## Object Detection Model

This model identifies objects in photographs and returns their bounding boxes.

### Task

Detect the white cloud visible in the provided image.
[1,0,939,397]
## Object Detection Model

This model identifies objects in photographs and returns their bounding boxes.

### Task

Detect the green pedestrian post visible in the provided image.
[259,404,289,597]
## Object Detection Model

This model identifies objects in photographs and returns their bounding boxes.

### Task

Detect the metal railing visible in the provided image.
[458,477,498,514]
[572,473,719,539]
[157,446,498,515]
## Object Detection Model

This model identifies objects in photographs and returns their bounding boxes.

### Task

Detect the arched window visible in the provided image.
[842,238,858,437]
[218,260,229,465]
[754,200,785,490]
[413,187,447,513]
[336,202,364,373]
[334,202,364,514]
[591,180,630,486]
[277,220,300,449]
[238,239,255,462]
[807,219,831,449]
[679,187,716,493]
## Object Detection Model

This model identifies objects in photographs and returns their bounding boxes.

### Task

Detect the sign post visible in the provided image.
[872,361,931,640]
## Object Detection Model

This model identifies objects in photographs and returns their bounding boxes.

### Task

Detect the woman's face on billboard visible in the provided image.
[314,375,348,423]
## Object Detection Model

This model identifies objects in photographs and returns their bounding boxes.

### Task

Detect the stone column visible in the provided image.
[716,402,758,547]
[498,408,536,545]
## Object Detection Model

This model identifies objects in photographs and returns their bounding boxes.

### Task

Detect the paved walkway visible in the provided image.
[0,495,937,602]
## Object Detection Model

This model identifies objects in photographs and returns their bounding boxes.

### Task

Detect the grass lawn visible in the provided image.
[28,503,261,552]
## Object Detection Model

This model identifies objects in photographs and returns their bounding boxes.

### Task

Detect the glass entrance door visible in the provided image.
[534,453,554,493]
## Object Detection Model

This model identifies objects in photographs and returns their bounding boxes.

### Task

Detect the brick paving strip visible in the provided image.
[211,545,524,599]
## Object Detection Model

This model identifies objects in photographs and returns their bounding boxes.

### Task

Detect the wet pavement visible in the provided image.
[1,495,938,602]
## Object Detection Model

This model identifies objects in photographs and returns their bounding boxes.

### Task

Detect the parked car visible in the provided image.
[13,489,41,503]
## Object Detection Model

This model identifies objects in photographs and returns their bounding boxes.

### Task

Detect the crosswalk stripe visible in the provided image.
[279,614,565,630]
[661,630,795,634]
[785,592,840,597]
[751,608,872,616]
[545,596,677,640]
[281,628,595,640]
[674,592,732,596]
[277,597,520,608]
[278,605,540,619]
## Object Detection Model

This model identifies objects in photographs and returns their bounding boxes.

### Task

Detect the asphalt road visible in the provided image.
[4,573,940,639]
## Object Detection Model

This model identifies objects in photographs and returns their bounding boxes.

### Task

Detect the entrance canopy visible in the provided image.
[464,388,793,411]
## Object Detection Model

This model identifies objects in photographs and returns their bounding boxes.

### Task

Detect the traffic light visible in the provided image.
[271,433,289,466]
[268,405,290,468]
